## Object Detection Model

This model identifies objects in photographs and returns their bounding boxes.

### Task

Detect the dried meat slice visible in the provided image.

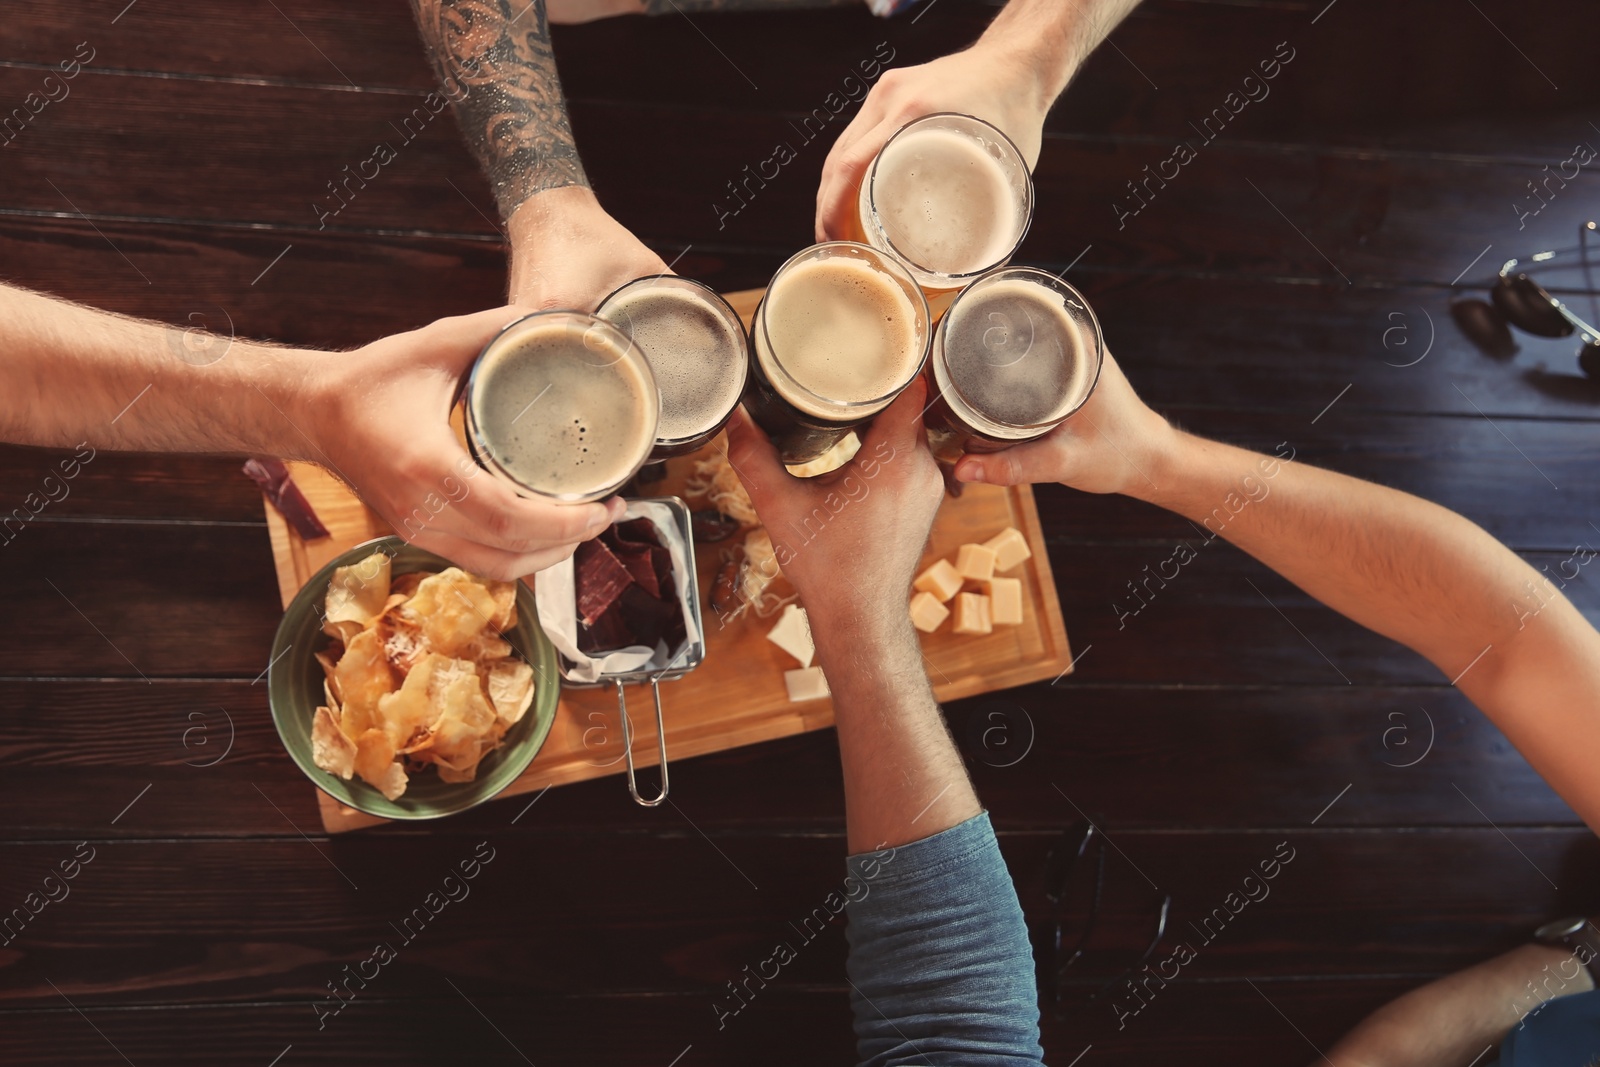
[575,538,633,626]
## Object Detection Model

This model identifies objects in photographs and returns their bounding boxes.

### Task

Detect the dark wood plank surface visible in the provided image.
[1,0,1597,1063]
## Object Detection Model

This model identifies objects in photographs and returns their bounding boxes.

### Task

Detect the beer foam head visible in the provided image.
[757,251,926,420]
[937,272,1100,436]
[601,281,747,445]
[867,118,1030,280]
[468,313,658,500]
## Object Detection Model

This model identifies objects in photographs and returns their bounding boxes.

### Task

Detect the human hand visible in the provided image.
[725,381,943,641]
[505,186,669,311]
[306,307,625,580]
[953,348,1177,499]
[815,40,1054,243]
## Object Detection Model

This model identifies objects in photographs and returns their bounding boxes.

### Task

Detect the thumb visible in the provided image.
[723,407,791,508]
[953,435,1061,487]
[416,305,529,374]
[862,376,930,459]
[816,123,887,242]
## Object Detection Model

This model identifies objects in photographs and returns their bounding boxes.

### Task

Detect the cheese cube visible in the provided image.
[766,603,814,668]
[784,665,831,702]
[985,577,1023,626]
[983,527,1032,572]
[909,591,950,634]
[955,543,998,582]
[952,592,992,635]
[913,558,963,603]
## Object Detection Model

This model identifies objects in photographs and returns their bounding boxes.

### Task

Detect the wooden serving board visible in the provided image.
[262,290,1074,832]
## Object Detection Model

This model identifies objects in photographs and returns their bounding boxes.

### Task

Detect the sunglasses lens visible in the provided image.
[1493,274,1576,338]
[1580,339,1600,380]
[1450,297,1517,359]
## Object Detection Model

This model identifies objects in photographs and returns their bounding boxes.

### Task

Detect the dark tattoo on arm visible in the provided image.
[410,0,588,220]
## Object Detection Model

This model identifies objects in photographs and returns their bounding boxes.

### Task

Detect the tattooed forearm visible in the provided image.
[410,0,588,220]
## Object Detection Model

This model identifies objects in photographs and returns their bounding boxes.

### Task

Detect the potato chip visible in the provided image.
[316,560,531,800]
[375,605,427,675]
[333,628,396,738]
[487,659,535,726]
[460,632,513,664]
[486,579,518,632]
[321,618,363,646]
[311,706,356,779]
[404,568,497,655]
[354,728,406,800]
[390,571,425,599]
[376,652,447,751]
[326,551,392,627]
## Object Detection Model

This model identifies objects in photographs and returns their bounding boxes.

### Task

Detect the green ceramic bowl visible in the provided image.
[268,537,560,820]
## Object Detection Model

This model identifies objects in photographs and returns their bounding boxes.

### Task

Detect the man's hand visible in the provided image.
[725,381,943,637]
[815,45,1050,243]
[815,0,1144,242]
[307,306,623,581]
[952,348,1176,497]
[506,187,669,311]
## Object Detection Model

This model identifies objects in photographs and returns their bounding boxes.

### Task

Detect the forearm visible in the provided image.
[0,284,312,456]
[1325,944,1589,1067]
[410,0,586,222]
[979,0,1143,108]
[814,612,981,853]
[844,814,1043,1067]
[1138,430,1600,828]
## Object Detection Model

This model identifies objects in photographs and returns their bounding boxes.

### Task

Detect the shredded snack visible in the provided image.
[310,552,535,801]
[685,445,759,526]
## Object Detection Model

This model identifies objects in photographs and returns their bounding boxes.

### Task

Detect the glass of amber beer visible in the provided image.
[597,275,749,460]
[850,113,1035,314]
[925,267,1104,463]
[743,242,930,467]
[463,311,660,503]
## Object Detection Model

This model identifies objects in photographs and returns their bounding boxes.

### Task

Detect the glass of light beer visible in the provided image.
[744,242,930,467]
[850,112,1034,314]
[462,311,660,503]
[925,267,1104,463]
[596,275,749,460]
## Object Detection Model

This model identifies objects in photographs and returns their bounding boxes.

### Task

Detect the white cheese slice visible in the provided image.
[784,665,831,702]
[766,603,815,668]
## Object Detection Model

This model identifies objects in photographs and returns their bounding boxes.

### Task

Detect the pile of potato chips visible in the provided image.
[310,551,535,801]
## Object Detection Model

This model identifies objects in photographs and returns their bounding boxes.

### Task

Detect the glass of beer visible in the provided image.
[462,311,660,503]
[925,266,1104,463]
[851,112,1034,313]
[596,275,749,460]
[744,241,930,467]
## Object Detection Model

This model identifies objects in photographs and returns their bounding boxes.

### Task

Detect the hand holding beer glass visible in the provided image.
[459,309,658,565]
[314,308,627,582]
[742,242,931,467]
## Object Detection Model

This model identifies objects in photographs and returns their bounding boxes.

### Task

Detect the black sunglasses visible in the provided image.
[1040,822,1172,1019]
[1454,221,1600,378]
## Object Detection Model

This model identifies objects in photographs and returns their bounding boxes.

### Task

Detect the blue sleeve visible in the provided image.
[843,812,1044,1067]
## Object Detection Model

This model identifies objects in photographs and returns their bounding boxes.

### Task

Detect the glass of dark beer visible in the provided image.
[462,311,660,503]
[597,275,749,460]
[925,267,1104,463]
[744,242,930,467]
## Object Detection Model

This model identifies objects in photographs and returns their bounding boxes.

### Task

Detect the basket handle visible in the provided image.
[615,677,669,807]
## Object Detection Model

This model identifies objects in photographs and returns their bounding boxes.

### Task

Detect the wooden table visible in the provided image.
[1,1,1597,1064]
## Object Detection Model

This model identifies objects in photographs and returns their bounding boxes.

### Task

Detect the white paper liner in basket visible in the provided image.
[533,500,700,683]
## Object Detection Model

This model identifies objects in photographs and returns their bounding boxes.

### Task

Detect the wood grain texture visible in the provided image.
[2,0,1597,1062]
[0,681,1577,842]
[0,831,1588,1010]
[3,75,1593,287]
